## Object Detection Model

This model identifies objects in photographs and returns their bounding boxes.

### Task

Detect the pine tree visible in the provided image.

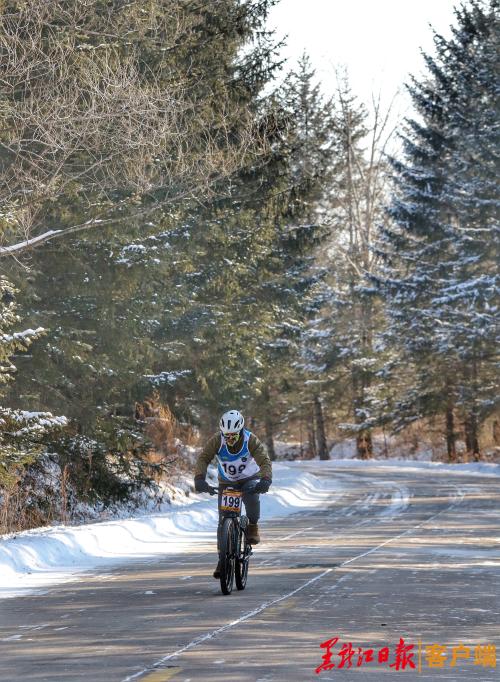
[4,0,287,441]
[300,76,392,458]
[0,279,66,502]
[279,53,337,220]
[243,54,336,456]
[0,0,278,253]
[375,0,499,459]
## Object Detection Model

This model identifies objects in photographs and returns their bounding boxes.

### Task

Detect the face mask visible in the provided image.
[224,431,240,446]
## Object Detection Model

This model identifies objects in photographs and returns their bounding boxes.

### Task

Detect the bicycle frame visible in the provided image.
[210,485,252,594]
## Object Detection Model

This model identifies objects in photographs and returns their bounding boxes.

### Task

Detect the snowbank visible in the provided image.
[329,436,435,460]
[273,440,304,460]
[329,436,499,463]
[293,457,500,478]
[3,458,497,600]
[0,464,342,599]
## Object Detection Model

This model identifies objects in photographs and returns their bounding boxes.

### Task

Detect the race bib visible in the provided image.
[220,489,242,513]
[219,460,249,479]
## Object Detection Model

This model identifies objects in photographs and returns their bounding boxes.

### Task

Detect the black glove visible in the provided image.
[194,476,211,493]
[253,478,272,494]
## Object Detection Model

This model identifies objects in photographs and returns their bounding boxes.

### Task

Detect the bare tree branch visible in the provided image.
[0,0,267,255]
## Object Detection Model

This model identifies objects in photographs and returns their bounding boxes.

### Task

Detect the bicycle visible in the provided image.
[209,485,253,595]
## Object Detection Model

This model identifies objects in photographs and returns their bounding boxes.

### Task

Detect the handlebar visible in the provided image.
[204,482,265,495]
[206,483,261,495]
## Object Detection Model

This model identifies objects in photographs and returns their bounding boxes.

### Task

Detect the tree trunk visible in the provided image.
[464,413,480,461]
[356,430,373,459]
[308,407,318,459]
[313,395,329,460]
[493,420,500,446]
[262,385,276,461]
[446,404,457,462]
[464,353,481,461]
[265,412,276,461]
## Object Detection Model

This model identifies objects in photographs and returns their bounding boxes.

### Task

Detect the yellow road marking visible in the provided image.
[141,667,181,682]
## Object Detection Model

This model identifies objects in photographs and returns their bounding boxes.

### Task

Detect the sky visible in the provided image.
[267,0,459,112]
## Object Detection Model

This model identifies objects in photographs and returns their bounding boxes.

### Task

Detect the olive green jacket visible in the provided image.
[194,432,272,482]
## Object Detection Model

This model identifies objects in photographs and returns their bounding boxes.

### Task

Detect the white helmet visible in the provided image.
[219,409,245,435]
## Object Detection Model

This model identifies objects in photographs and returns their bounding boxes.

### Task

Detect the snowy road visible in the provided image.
[1,464,499,681]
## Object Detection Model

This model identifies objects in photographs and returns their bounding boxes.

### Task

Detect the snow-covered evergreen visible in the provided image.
[300,76,392,458]
[375,0,499,458]
[0,279,66,496]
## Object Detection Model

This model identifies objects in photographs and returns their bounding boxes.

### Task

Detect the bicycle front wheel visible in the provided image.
[235,522,250,591]
[219,517,236,595]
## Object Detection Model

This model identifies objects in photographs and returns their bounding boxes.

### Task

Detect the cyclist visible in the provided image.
[194,409,272,578]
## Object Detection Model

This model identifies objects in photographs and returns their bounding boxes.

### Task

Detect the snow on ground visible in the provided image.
[328,436,499,462]
[329,436,439,461]
[0,463,343,600]
[1,458,498,600]
[306,457,500,478]
[273,440,303,460]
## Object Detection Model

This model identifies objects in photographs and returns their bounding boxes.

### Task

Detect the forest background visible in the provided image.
[0,0,497,532]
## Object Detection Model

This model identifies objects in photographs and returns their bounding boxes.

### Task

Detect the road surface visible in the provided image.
[1,464,499,681]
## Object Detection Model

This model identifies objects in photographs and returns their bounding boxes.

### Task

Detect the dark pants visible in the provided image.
[217,479,260,550]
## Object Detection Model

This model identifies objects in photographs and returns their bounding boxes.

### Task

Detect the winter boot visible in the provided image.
[213,560,221,579]
[247,522,260,545]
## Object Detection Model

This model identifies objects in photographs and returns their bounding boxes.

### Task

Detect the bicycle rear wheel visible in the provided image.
[219,517,235,595]
[235,522,250,591]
